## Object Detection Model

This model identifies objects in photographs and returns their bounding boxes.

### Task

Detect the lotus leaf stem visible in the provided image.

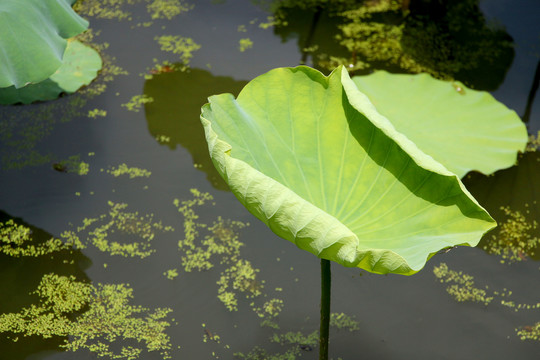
[319,258,331,360]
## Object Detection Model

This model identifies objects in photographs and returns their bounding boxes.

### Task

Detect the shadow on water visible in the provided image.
[0,211,92,360]
[143,67,247,191]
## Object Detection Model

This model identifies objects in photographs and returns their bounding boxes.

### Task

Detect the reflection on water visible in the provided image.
[143,68,247,191]
[268,0,514,90]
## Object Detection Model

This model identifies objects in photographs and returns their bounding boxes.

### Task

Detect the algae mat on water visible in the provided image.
[201,66,496,275]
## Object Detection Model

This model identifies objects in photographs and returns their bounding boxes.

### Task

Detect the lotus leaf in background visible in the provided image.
[200,65,496,276]
[352,71,528,178]
[0,41,102,105]
[0,0,88,89]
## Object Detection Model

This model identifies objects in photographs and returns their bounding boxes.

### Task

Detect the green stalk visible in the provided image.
[319,258,331,360]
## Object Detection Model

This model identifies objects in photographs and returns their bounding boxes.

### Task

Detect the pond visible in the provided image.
[1,0,540,359]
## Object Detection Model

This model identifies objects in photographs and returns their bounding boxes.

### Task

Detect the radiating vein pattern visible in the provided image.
[201,65,496,275]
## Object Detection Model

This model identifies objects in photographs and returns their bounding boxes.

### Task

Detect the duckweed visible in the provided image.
[106,163,152,178]
[330,312,359,332]
[147,0,193,19]
[527,131,540,152]
[174,189,283,320]
[517,323,540,341]
[483,206,539,264]
[121,94,154,112]
[61,201,174,258]
[155,35,201,66]
[252,298,284,329]
[164,268,179,280]
[75,0,192,21]
[0,274,173,359]
[1,220,70,257]
[239,38,254,52]
[88,108,107,118]
[57,155,90,175]
[235,330,318,360]
[433,263,493,305]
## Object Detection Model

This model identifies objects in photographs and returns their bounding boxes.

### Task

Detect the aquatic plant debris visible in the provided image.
[0,274,173,359]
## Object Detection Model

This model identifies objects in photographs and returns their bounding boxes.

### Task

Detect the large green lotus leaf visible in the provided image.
[0,0,89,89]
[0,41,102,105]
[352,71,527,178]
[200,66,496,275]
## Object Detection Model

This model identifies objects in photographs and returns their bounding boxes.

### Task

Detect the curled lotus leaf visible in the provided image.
[200,66,496,275]
[0,41,102,105]
[0,0,88,89]
[352,71,527,178]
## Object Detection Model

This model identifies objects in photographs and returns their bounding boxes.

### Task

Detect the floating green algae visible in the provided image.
[0,274,173,359]
[526,130,540,152]
[61,201,173,258]
[239,38,254,52]
[147,0,193,19]
[105,163,152,178]
[174,189,286,327]
[252,299,284,329]
[483,206,539,264]
[54,155,90,175]
[0,220,71,257]
[88,108,107,118]
[330,312,359,332]
[433,263,493,305]
[235,330,319,360]
[121,95,154,112]
[163,268,179,280]
[517,323,540,341]
[153,35,201,71]
[74,0,192,21]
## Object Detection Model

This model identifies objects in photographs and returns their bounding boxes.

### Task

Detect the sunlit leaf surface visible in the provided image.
[201,66,496,275]
[352,71,527,178]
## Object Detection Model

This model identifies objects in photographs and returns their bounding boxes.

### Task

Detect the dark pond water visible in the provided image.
[1,1,540,359]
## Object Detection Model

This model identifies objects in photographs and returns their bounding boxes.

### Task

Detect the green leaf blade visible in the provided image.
[352,71,528,178]
[0,0,88,89]
[201,66,496,275]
